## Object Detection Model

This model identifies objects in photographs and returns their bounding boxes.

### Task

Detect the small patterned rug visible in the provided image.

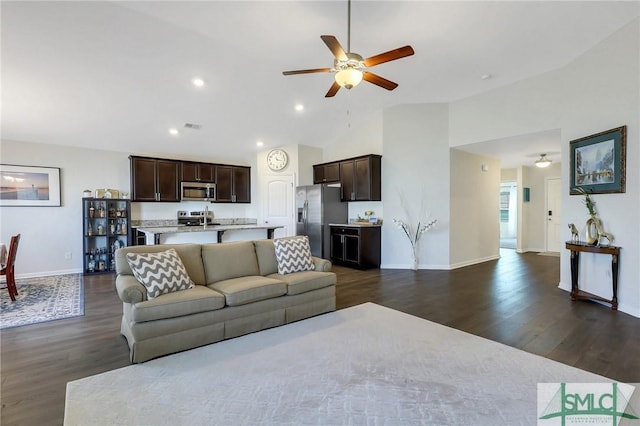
[0,274,84,329]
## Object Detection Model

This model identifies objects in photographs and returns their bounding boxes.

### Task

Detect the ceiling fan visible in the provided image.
[282,0,415,98]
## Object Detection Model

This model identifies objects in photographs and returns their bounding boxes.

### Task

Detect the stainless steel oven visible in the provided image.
[181,181,216,201]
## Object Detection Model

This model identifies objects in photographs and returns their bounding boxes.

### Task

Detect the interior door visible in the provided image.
[261,174,295,239]
[546,177,562,252]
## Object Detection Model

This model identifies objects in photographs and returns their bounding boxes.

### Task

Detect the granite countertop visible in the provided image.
[135,224,282,235]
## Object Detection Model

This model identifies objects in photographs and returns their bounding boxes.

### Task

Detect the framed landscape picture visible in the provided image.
[0,164,61,206]
[569,126,626,195]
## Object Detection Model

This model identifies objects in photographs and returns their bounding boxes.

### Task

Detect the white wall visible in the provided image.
[450,149,501,268]
[1,140,129,276]
[448,18,640,317]
[382,104,450,269]
[501,169,517,182]
[322,110,383,162]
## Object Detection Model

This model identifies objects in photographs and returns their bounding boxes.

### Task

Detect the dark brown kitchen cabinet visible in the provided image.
[313,162,340,184]
[215,165,251,203]
[130,156,180,202]
[330,225,381,269]
[181,162,214,182]
[339,155,381,202]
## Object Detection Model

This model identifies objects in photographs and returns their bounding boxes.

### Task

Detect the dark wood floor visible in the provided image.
[1,249,638,425]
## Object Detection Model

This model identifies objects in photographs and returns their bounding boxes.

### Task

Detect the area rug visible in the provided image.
[64,303,617,425]
[0,274,84,329]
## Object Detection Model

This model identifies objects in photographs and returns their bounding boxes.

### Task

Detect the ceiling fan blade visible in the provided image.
[363,46,415,67]
[283,68,332,76]
[321,35,348,61]
[362,72,399,91]
[325,81,341,97]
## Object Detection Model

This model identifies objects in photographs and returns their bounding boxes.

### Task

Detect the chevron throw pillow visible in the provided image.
[273,236,315,275]
[126,249,194,300]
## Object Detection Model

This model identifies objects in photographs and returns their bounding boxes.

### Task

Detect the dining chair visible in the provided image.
[1,234,21,301]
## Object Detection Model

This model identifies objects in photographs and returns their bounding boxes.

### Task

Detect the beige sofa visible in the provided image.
[115,239,336,363]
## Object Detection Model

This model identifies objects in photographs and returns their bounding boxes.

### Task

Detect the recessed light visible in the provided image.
[256,141,264,147]
[169,128,179,135]
[192,77,205,87]
[294,104,304,111]
[481,74,492,80]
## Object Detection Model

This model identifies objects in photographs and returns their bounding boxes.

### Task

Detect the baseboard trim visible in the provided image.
[448,254,500,270]
[12,269,84,280]
[381,263,450,270]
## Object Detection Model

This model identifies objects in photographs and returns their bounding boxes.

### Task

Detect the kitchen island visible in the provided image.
[134,224,283,245]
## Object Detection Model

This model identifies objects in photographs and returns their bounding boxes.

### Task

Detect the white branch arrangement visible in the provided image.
[392,218,437,247]
[392,218,437,269]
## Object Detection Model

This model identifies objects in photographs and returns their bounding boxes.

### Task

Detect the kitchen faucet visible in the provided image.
[203,205,209,229]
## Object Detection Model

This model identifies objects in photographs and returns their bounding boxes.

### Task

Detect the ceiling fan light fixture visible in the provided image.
[335,68,363,89]
[535,154,552,168]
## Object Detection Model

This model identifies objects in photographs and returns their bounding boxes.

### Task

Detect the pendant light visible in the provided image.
[535,154,552,168]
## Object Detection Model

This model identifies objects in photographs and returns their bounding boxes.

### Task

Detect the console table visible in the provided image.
[565,242,620,310]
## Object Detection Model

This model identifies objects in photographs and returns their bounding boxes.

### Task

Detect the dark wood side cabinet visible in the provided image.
[566,241,621,310]
[181,162,214,182]
[215,165,251,203]
[340,155,381,202]
[330,225,381,269]
[313,162,341,184]
[130,156,180,202]
[313,154,382,202]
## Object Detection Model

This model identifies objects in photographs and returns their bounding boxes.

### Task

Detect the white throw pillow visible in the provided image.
[273,236,315,275]
[126,249,194,300]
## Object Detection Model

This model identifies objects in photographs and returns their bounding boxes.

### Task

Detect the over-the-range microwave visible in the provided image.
[181,181,216,201]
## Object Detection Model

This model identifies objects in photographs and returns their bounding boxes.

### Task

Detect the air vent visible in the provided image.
[184,123,202,130]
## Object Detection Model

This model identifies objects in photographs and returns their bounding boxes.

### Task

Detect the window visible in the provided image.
[500,191,510,222]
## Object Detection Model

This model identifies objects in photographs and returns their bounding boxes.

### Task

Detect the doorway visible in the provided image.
[499,182,518,249]
[261,174,295,238]
[545,177,562,252]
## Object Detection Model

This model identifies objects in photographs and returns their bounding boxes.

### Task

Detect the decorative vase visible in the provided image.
[411,245,419,270]
[585,215,601,245]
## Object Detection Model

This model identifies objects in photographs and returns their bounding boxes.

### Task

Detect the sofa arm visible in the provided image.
[115,275,146,304]
[312,257,332,272]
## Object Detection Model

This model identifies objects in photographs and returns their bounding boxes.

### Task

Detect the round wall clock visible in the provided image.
[267,149,289,171]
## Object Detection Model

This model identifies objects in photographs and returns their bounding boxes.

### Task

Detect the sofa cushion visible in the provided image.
[266,271,336,295]
[126,249,194,300]
[131,285,226,322]
[116,244,206,286]
[254,239,278,276]
[273,236,315,275]
[208,276,286,307]
[202,241,260,284]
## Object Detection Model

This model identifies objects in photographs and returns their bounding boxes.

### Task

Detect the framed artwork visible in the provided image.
[0,164,61,206]
[569,126,626,195]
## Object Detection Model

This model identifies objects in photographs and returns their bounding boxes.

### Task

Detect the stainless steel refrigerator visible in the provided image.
[296,184,348,259]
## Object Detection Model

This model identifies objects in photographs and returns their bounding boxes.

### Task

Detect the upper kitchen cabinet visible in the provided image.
[182,162,214,182]
[339,154,381,202]
[215,165,251,203]
[130,156,180,202]
[313,162,340,184]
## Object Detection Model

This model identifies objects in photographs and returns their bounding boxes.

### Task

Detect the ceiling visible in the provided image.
[2,1,638,165]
